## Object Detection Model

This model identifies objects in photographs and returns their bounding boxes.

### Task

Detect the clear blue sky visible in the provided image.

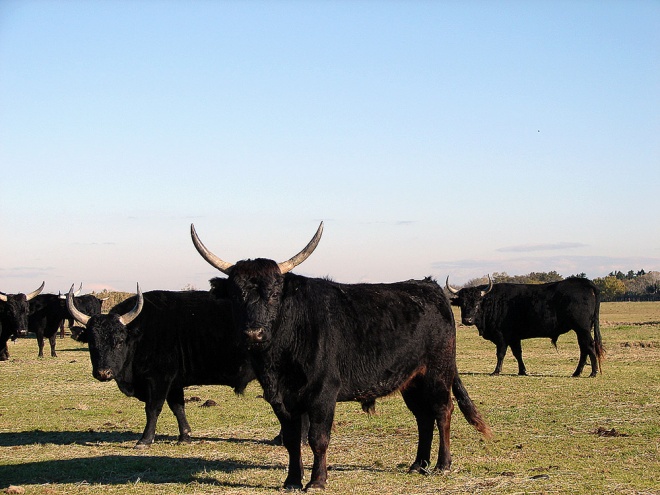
[1,0,658,294]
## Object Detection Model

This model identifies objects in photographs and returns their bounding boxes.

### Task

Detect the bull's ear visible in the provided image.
[209,277,229,298]
[449,297,461,307]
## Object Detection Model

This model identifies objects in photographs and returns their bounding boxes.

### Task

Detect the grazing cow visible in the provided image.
[191,222,492,490]
[0,283,45,360]
[67,285,257,448]
[29,287,104,357]
[446,276,603,377]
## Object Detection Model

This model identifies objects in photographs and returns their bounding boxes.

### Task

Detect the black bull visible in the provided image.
[29,292,103,357]
[0,283,45,360]
[191,222,492,491]
[67,287,256,448]
[446,277,604,377]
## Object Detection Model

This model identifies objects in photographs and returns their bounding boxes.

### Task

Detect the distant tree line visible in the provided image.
[92,271,660,310]
[593,270,660,302]
[461,270,660,302]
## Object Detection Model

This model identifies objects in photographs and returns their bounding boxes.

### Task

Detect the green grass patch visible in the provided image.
[1,302,658,494]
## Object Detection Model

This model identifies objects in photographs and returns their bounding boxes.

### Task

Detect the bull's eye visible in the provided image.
[268,288,281,303]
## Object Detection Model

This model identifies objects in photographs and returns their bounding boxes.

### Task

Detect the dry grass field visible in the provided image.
[1,302,658,494]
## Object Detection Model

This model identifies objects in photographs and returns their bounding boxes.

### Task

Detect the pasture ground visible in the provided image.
[1,302,658,494]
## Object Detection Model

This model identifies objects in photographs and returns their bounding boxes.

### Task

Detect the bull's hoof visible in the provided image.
[518,371,528,376]
[490,371,501,376]
[177,436,192,445]
[408,461,431,475]
[305,480,326,490]
[283,480,303,491]
[589,371,599,378]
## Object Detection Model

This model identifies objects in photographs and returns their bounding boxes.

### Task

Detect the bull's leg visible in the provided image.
[49,334,57,357]
[573,332,598,377]
[0,344,9,361]
[275,412,304,490]
[272,412,310,446]
[434,393,454,472]
[492,342,507,375]
[37,332,45,358]
[166,387,192,444]
[572,347,587,377]
[402,384,435,474]
[136,384,169,448]
[509,340,528,375]
[306,403,336,490]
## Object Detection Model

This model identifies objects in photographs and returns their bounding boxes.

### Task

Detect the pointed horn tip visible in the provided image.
[277,221,325,274]
[445,276,460,295]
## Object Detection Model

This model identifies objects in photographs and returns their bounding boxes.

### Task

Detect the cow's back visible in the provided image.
[478,279,599,339]
[117,291,253,390]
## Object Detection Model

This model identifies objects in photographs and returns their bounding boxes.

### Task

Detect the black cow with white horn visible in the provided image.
[67,284,257,448]
[191,222,492,490]
[446,276,603,377]
[28,284,104,357]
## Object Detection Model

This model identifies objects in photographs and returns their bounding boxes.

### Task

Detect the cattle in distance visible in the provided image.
[0,282,45,360]
[191,222,492,491]
[28,284,104,357]
[446,276,604,377]
[67,285,257,448]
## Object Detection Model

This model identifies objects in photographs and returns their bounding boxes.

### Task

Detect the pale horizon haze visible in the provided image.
[1,1,658,294]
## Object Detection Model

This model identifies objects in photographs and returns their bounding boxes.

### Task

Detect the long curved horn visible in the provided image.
[26,282,45,301]
[445,276,460,295]
[0,291,6,302]
[480,275,493,297]
[67,284,90,325]
[277,222,324,274]
[190,224,234,275]
[119,284,143,326]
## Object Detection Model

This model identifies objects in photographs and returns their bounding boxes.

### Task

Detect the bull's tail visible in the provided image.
[452,374,493,439]
[593,292,604,373]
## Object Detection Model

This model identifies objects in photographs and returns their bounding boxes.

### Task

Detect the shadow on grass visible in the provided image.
[460,371,584,378]
[0,430,278,448]
[0,454,281,489]
[0,448,391,490]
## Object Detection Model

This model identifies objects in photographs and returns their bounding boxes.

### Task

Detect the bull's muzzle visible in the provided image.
[16,328,28,337]
[95,369,114,381]
[462,317,475,326]
[245,328,266,344]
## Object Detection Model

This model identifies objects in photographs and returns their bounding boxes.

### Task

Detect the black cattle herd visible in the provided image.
[0,222,604,490]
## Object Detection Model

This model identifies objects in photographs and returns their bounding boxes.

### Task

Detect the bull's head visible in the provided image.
[0,282,45,337]
[446,275,493,327]
[191,222,323,347]
[67,284,143,381]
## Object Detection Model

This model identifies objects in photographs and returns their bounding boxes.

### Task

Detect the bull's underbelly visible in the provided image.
[337,364,431,402]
